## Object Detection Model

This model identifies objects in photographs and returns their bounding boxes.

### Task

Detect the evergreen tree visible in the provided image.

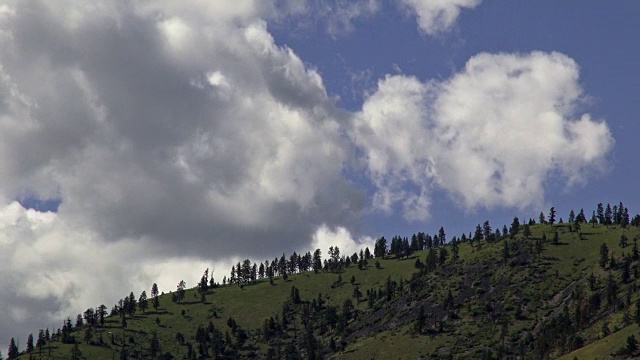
[26,333,34,353]
[628,335,638,354]
[70,343,82,360]
[438,227,446,245]
[620,234,629,248]
[7,338,17,359]
[597,203,605,224]
[510,217,520,237]
[474,224,484,243]
[600,243,609,269]
[150,332,161,358]
[451,238,459,261]
[139,291,148,313]
[549,207,556,225]
[539,211,546,224]
[605,203,613,224]
[151,283,160,312]
[577,208,587,223]
[568,210,576,223]
[374,236,387,258]
[177,280,186,303]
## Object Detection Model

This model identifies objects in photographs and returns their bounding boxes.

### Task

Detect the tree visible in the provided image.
[374,236,387,258]
[606,273,619,310]
[510,217,520,238]
[600,243,609,269]
[26,333,34,353]
[313,249,322,273]
[549,207,556,225]
[620,234,629,248]
[474,224,484,243]
[451,238,459,261]
[438,227,446,245]
[150,332,161,358]
[70,343,82,360]
[605,203,613,224]
[523,224,531,238]
[353,286,362,302]
[151,283,160,311]
[7,338,17,359]
[627,335,638,354]
[139,291,148,313]
[622,258,632,283]
[177,280,186,303]
[539,211,546,224]
[482,221,493,243]
[37,329,45,354]
[568,210,576,223]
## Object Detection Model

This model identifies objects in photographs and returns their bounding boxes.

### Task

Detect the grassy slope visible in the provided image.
[14,222,640,359]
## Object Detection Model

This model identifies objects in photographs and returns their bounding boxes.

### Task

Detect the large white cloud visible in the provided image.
[352,51,613,219]
[0,0,363,257]
[0,0,363,344]
[399,0,481,35]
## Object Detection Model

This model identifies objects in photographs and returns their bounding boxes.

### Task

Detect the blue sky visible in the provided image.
[0,0,638,348]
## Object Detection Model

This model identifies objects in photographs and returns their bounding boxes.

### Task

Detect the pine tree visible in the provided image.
[8,338,18,359]
[70,343,82,360]
[150,332,161,358]
[26,333,34,353]
[548,207,556,225]
[600,243,609,269]
[620,234,629,248]
[139,291,148,313]
[177,280,186,303]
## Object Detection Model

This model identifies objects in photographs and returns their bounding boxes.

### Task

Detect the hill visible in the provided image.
[8,204,640,359]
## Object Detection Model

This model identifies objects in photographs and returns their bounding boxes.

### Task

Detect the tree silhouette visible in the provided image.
[177,280,186,303]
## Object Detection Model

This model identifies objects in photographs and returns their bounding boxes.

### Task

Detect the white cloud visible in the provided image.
[351,75,436,220]
[0,0,363,343]
[310,224,375,258]
[399,0,481,35]
[352,51,613,219]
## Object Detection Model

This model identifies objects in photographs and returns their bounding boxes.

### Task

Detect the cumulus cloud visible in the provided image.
[399,0,481,35]
[352,51,613,219]
[310,225,375,258]
[0,0,362,257]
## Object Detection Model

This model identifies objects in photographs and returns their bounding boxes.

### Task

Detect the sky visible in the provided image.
[0,0,638,349]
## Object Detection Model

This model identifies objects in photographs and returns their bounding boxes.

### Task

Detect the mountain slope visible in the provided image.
[11,216,640,359]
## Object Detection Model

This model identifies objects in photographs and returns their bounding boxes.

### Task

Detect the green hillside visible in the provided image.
[9,206,640,359]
